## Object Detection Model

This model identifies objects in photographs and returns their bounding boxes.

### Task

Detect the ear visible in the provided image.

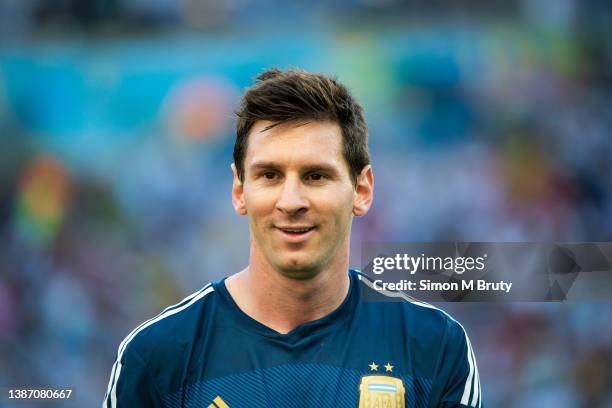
[231,163,247,215]
[353,165,374,217]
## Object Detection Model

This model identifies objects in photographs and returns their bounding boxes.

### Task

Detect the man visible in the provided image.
[103,68,482,408]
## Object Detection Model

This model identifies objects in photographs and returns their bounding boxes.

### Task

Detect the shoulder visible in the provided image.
[356,271,468,346]
[119,281,218,365]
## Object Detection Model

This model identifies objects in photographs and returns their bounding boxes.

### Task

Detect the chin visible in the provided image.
[275,258,320,280]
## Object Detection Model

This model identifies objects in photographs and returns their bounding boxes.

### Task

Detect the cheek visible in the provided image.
[244,188,277,216]
[317,192,354,228]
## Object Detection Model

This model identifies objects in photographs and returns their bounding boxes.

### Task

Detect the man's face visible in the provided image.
[232,120,371,279]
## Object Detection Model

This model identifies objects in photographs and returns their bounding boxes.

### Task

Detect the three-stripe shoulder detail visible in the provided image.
[102,283,215,408]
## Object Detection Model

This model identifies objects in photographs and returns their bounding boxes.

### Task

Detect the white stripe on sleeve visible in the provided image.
[103,284,214,408]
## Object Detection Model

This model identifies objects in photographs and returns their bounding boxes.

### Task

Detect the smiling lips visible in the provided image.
[275,225,316,241]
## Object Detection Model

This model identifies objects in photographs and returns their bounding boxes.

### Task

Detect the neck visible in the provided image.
[225,243,351,334]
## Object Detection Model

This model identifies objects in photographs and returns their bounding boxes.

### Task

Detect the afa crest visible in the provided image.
[359,375,406,408]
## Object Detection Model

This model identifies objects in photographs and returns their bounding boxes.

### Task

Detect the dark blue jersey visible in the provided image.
[103,270,482,408]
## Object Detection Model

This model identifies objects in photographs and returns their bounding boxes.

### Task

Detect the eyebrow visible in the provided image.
[249,161,281,171]
[249,161,340,175]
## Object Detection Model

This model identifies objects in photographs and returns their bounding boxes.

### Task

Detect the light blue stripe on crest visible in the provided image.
[368,384,397,392]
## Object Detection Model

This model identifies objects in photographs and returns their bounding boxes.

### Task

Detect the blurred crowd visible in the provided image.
[1,0,612,406]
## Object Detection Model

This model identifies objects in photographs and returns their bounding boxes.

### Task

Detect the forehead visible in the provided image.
[244,120,345,169]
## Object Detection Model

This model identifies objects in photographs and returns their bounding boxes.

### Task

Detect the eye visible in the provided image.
[262,171,278,180]
[307,173,325,181]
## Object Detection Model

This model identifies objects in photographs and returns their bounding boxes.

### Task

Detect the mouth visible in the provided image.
[275,226,316,241]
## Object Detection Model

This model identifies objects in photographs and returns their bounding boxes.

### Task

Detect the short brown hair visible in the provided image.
[234,68,370,184]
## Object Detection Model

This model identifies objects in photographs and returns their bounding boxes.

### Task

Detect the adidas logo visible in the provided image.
[207,396,230,408]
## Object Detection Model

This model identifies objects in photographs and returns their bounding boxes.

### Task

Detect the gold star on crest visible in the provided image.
[369,362,379,371]
[385,363,394,372]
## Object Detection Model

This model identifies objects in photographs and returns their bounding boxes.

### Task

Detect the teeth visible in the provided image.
[283,228,311,233]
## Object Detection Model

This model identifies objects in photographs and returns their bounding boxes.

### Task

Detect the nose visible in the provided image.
[275,175,309,215]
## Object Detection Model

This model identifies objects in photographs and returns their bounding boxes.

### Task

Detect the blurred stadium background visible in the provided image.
[1,0,612,406]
